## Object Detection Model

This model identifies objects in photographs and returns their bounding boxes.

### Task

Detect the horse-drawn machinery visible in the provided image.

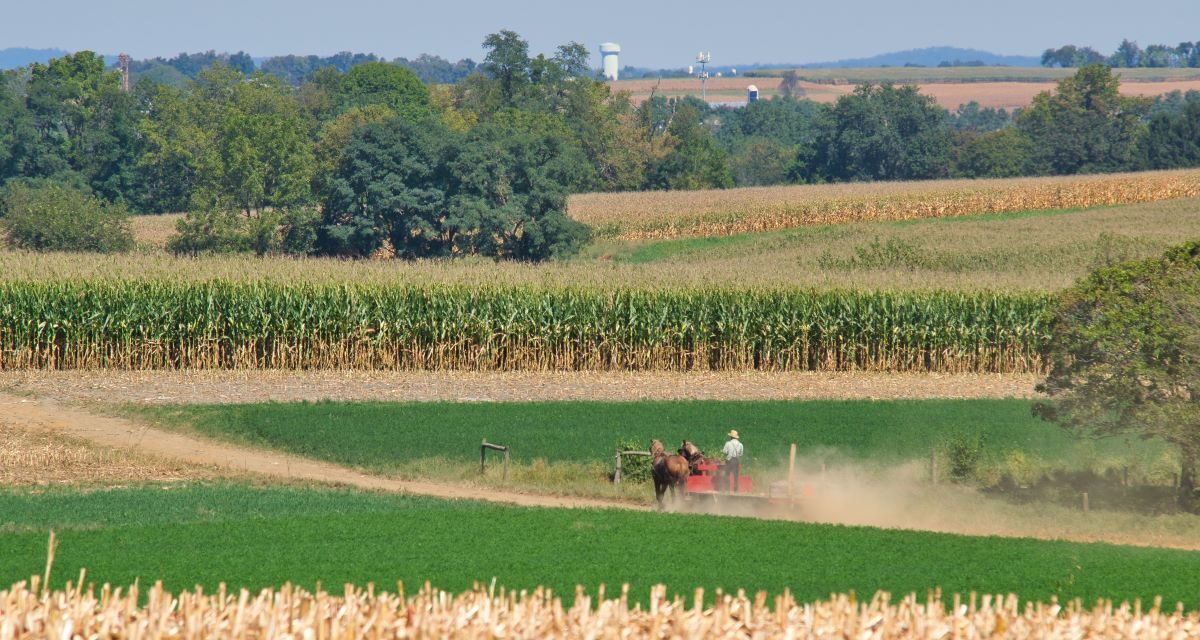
[647,439,810,510]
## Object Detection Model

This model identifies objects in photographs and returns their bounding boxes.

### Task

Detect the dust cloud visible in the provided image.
[676,453,1200,551]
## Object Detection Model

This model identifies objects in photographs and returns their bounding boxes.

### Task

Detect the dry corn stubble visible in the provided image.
[4,576,1196,639]
[570,169,1200,239]
[0,425,219,487]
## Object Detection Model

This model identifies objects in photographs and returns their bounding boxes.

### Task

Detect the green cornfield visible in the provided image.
[0,280,1052,372]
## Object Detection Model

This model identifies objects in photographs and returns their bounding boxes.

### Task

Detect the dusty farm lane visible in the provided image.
[0,392,646,512]
[0,370,1039,405]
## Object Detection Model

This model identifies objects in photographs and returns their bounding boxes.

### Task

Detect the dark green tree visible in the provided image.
[727,136,796,186]
[1018,65,1149,175]
[716,97,821,147]
[647,103,732,190]
[24,51,142,203]
[954,128,1032,178]
[1144,102,1200,169]
[481,30,531,103]
[335,62,432,122]
[800,83,952,182]
[1109,39,1144,67]
[1037,241,1200,512]
[320,118,450,258]
[320,117,589,260]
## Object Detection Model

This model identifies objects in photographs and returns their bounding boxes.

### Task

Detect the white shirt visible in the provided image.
[723,439,743,460]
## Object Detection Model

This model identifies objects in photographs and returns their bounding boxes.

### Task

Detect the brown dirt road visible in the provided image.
[0,392,644,512]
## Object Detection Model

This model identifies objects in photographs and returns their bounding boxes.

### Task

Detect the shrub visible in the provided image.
[0,183,133,253]
[614,438,652,483]
[942,432,986,481]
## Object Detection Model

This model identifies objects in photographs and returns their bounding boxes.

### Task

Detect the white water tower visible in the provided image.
[600,42,621,81]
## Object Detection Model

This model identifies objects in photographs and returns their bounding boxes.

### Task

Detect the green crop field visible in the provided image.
[129,400,1175,494]
[2,483,1199,607]
[0,280,1050,372]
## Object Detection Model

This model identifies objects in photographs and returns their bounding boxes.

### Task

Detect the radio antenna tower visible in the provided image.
[695,52,711,100]
[118,53,131,92]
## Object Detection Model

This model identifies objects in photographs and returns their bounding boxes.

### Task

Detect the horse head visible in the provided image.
[649,439,666,459]
[679,440,704,463]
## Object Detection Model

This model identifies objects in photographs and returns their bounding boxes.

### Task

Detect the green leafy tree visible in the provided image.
[319,118,449,258]
[800,83,953,182]
[0,74,36,182]
[135,83,200,212]
[335,62,431,122]
[320,117,589,260]
[1018,65,1149,175]
[953,128,1032,178]
[1143,102,1200,169]
[716,97,821,148]
[728,136,796,186]
[0,182,132,252]
[1037,241,1200,512]
[187,66,315,216]
[481,30,531,103]
[23,51,142,204]
[647,103,732,190]
[1110,39,1144,67]
[312,104,395,198]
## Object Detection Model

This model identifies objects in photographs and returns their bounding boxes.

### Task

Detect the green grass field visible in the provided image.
[128,399,1173,488]
[2,483,1199,607]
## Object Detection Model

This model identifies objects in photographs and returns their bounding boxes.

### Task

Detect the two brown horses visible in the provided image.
[650,439,692,507]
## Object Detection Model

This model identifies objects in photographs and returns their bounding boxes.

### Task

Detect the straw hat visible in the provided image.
[727,430,739,439]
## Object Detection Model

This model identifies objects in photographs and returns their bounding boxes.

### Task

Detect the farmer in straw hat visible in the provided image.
[721,429,744,493]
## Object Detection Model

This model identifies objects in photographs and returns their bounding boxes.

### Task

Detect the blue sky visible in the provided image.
[3,0,1198,67]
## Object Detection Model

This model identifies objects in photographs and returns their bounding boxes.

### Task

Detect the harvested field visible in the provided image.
[0,405,219,486]
[571,169,1200,239]
[0,370,1039,404]
[610,75,1200,109]
[129,213,183,251]
[4,578,1197,640]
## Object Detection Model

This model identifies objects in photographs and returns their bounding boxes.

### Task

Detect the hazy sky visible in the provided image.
[3,0,1198,68]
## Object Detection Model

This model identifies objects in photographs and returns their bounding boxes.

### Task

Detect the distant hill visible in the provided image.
[802,47,1040,68]
[0,47,70,69]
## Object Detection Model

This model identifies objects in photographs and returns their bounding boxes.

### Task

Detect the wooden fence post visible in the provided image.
[480,440,510,481]
[787,443,797,496]
[614,451,623,484]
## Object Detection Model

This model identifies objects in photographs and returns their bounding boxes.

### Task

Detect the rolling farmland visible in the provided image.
[570,169,1200,240]
[610,68,1200,109]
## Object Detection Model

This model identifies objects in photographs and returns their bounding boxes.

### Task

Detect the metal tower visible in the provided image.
[695,52,711,100]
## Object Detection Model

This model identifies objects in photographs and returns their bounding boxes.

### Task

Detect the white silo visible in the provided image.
[747,84,759,102]
[599,42,621,81]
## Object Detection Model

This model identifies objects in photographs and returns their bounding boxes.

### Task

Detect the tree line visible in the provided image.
[125,50,478,87]
[1042,39,1200,68]
[2,31,1200,260]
